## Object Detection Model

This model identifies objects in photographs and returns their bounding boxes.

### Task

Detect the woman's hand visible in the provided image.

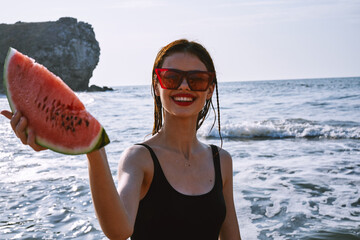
[1,110,47,152]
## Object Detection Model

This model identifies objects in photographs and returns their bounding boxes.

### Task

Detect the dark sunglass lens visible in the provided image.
[161,70,182,89]
[187,72,211,91]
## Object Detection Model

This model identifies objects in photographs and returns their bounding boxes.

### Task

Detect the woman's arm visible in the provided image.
[87,148,133,239]
[87,145,151,240]
[219,149,242,240]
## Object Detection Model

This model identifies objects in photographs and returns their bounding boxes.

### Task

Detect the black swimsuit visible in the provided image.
[131,144,226,240]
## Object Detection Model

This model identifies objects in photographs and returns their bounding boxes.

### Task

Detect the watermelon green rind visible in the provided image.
[36,127,110,155]
[93,128,110,150]
[4,47,110,155]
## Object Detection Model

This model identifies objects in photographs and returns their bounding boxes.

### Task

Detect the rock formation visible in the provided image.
[0,17,108,93]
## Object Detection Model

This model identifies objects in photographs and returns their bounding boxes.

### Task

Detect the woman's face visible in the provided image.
[155,52,214,119]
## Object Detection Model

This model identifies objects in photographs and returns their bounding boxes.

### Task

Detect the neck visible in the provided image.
[158,113,200,158]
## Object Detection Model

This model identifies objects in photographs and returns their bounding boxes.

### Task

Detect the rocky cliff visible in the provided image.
[0,17,105,93]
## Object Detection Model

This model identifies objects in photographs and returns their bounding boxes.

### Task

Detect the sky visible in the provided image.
[1,0,360,87]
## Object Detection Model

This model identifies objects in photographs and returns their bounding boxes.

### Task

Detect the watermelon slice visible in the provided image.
[3,48,110,155]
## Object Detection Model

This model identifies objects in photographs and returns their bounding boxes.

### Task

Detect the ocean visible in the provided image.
[0,77,359,239]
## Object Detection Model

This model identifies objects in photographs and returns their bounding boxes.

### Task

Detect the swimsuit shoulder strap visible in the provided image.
[135,143,162,169]
[210,144,223,188]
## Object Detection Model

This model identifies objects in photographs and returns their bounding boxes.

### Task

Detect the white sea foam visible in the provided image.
[198,119,360,139]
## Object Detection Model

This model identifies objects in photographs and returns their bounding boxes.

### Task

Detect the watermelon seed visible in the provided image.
[44,96,48,102]
[77,119,82,125]
[42,105,46,111]
[66,116,70,121]
[75,116,78,120]
[37,103,41,108]
[85,120,89,127]
[46,108,49,113]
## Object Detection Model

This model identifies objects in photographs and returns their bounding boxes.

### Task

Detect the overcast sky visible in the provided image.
[2,0,360,86]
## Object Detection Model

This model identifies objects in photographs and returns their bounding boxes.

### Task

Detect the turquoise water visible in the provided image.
[1,77,359,239]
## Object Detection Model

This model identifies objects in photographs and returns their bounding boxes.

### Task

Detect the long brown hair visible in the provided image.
[151,39,222,144]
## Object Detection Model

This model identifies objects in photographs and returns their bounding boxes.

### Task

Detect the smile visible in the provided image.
[173,96,193,102]
[171,94,196,106]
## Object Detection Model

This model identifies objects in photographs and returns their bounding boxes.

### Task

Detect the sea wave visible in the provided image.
[198,119,360,140]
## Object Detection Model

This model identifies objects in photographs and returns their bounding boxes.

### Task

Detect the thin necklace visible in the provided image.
[183,153,191,167]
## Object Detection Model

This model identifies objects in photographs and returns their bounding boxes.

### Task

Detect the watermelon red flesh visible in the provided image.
[3,48,109,155]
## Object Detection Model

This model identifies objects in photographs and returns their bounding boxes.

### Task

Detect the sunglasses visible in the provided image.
[155,68,215,91]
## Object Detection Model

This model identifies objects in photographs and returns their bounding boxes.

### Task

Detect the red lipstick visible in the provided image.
[171,93,196,106]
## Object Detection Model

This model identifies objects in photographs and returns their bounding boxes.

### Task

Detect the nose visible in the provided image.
[178,77,191,90]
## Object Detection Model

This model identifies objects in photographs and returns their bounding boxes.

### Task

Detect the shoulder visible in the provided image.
[118,144,154,173]
[212,145,232,166]
[117,144,156,201]
[120,144,153,161]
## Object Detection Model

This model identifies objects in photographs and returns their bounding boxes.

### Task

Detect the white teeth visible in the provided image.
[173,97,193,102]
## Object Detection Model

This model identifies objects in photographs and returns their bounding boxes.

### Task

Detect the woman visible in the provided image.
[1,39,241,240]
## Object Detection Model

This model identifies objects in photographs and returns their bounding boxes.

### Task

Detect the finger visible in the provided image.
[16,117,28,145]
[0,110,13,120]
[27,129,47,152]
[10,111,21,132]
[32,144,47,152]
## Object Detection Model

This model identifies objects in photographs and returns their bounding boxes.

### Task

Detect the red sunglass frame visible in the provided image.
[155,68,215,91]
